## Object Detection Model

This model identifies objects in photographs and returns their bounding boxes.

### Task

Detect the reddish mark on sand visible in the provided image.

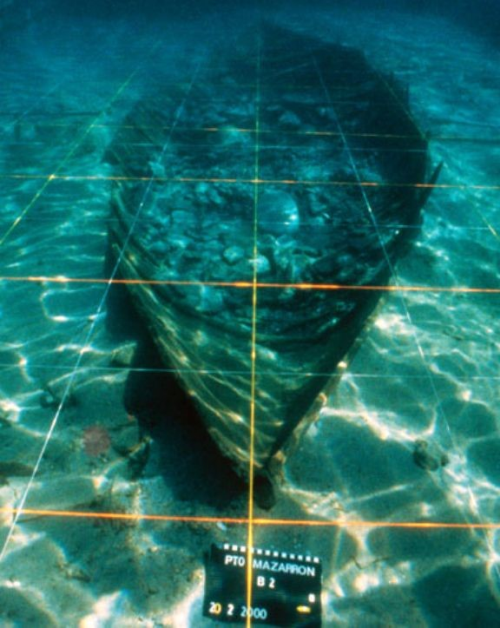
[83,425,111,457]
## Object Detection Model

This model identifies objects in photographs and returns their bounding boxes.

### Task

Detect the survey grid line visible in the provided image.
[11,120,500,144]
[1,276,498,294]
[1,172,499,191]
[1,508,498,530]
[1,360,498,380]
[244,31,263,628]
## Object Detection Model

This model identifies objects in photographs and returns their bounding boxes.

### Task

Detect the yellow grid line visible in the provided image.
[1,172,499,191]
[245,33,262,628]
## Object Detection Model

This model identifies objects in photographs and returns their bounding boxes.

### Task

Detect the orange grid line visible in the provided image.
[2,508,499,530]
[0,275,498,294]
[1,172,499,190]
[9,121,499,143]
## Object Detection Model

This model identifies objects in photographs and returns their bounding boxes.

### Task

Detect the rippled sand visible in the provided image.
[0,6,499,626]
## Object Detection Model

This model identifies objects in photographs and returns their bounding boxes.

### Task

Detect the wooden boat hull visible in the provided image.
[106,25,435,482]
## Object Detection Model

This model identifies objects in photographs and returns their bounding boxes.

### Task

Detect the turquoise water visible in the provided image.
[0,5,499,626]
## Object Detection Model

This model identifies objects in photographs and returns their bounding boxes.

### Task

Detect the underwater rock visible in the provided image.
[222,245,245,265]
[259,190,300,236]
[413,439,450,471]
[109,342,137,368]
[278,110,302,129]
[106,24,437,486]
[0,461,35,486]
[40,382,77,410]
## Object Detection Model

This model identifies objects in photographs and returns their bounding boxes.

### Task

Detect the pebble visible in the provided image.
[40,390,58,409]
[222,246,245,265]
[259,190,300,236]
[198,286,226,314]
[250,254,271,274]
[110,343,137,368]
[278,110,301,128]
[413,439,449,471]
[112,421,141,456]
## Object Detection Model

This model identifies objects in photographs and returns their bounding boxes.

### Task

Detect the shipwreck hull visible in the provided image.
[106,25,435,480]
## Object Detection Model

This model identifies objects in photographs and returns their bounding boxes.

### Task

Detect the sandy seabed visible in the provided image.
[0,6,499,626]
